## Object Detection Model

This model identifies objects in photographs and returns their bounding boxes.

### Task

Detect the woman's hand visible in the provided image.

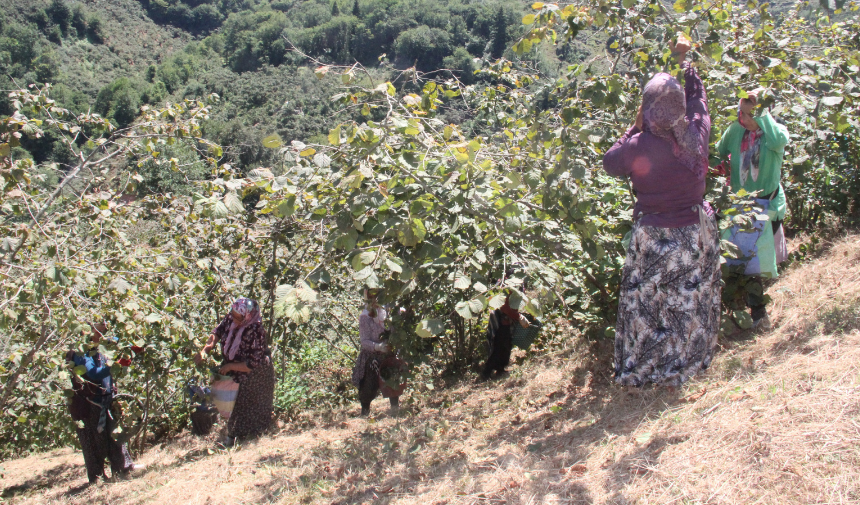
[669,33,692,62]
[519,316,531,329]
[194,334,216,364]
[739,91,758,114]
[634,103,644,130]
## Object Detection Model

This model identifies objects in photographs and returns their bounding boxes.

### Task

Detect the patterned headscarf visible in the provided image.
[641,72,708,177]
[223,297,261,361]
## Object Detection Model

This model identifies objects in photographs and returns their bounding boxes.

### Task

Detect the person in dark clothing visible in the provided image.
[66,322,142,483]
[482,295,529,379]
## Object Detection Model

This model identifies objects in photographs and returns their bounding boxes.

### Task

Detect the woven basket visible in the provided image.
[511,319,542,349]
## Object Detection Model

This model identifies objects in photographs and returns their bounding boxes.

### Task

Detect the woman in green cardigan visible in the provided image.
[716,90,790,329]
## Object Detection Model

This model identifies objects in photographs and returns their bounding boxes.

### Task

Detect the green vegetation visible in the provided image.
[0,0,858,459]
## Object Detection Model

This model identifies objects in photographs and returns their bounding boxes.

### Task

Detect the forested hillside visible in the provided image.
[1,0,566,191]
[0,0,858,462]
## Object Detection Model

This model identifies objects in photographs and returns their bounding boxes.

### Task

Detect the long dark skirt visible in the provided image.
[75,401,134,483]
[615,218,722,387]
[227,361,275,439]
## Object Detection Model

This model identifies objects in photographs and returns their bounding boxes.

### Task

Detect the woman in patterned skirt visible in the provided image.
[195,297,275,445]
[602,34,721,387]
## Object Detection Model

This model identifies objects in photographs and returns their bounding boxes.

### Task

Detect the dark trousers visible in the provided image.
[358,360,398,413]
[76,402,134,482]
[747,275,768,320]
[483,322,513,377]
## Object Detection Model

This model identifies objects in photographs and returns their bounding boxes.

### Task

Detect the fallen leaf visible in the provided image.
[569,464,587,475]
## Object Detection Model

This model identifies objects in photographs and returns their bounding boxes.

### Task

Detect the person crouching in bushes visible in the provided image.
[351,288,406,417]
[482,291,530,380]
[716,90,790,330]
[194,297,275,446]
[66,322,142,483]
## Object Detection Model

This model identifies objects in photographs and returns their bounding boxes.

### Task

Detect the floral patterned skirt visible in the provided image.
[226,360,275,439]
[615,218,722,387]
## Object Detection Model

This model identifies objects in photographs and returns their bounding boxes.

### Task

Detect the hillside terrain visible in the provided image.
[3,233,859,504]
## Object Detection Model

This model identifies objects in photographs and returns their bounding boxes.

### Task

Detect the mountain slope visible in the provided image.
[2,234,860,504]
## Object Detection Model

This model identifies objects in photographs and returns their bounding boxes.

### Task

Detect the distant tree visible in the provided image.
[47,0,72,35]
[331,1,340,16]
[70,4,87,37]
[95,78,142,128]
[33,50,61,83]
[192,4,224,32]
[394,25,452,70]
[352,0,360,17]
[442,47,476,85]
[86,14,103,43]
[490,6,506,59]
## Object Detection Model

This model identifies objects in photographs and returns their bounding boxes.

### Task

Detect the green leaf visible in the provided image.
[294,281,318,302]
[468,296,486,314]
[386,258,403,273]
[351,251,376,271]
[454,300,473,319]
[415,318,445,338]
[473,281,487,293]
[353,266,374,281]
[145,313,161,323]
[224,192,244,215]
[328,125,342,145]
[108,277,133,294]
[454,273,471,290]
[299,148,317,157]
[821,96,843,106]
[313,152,331,168]
[522,14,535,24]
[396,219,426,247]
[262,134,282,148]
[276,195,297,218]
[488,294,506,309]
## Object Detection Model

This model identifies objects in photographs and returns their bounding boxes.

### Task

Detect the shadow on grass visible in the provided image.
[1,462,79,498]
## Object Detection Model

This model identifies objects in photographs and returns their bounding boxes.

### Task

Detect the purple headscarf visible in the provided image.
[641,72,708,177]
[223,297,261,361]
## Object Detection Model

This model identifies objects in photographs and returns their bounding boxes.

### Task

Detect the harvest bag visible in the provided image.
[211,374,239,419]
[724,198,772,276]
[511,318,542,350]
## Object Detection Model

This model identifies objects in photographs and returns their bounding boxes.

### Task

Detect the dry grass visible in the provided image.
[3,236,860,504]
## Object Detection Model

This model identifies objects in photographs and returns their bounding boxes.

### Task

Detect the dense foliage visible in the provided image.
[0,0,542,188]
[0,0,858,458]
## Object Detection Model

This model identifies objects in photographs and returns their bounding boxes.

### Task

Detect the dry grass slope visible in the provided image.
[3,235,860,504]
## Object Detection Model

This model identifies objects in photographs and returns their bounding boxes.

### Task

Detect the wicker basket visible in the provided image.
[511,319,542,349]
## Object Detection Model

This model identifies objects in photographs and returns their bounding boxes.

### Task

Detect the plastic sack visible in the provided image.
[211,374,239,419]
